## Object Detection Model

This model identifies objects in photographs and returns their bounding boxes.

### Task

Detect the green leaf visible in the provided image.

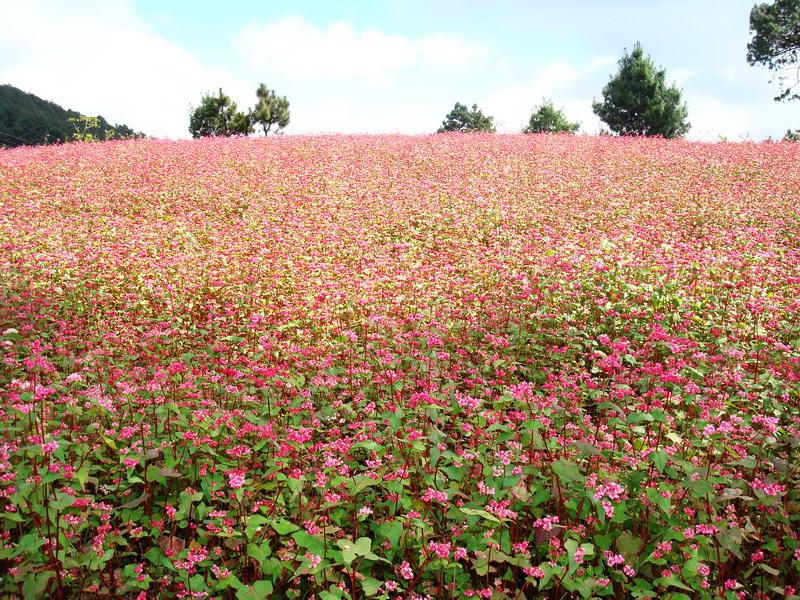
[247,542,271,566]
[760,563,780,576]
[653,576,693,592]
[627,412,654,425]
[337,539,357,564]
[650,451,668,473]
[348,475,376,495]
[246,515,269,539]
[552,460,584,483]
[293,531,325,557]
[235,580,273,600]
[361,576,383,596]
[616,532,644,560]
[16,533,44,557]
[50,492,75,511]
[376,520,402,550]
[23,571,53,600]
[269,518,299,535]
[354,537,372,556]
[646,488,671,513]
[460,507,501,523]
[75,464,90,490]
[684,478,714,497]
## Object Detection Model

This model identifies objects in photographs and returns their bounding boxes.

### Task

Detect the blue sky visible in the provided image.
[2,0,799,139]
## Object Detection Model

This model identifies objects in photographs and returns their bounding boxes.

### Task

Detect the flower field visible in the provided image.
[1,134,799,599]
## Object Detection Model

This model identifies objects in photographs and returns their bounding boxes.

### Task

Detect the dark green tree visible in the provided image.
[437,102,495,133]
[189,89,252,138]
[592,43,690,138]
[747,0,800,101]
[523,99,580,133]
[251,83,290,135]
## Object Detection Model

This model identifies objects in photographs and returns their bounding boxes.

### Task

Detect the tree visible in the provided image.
[747,0,800,101]
[251,83,290,135]
[437,102,495,133]
[523,99,580,133]
[592,43,690,138]
[189,88,252,138]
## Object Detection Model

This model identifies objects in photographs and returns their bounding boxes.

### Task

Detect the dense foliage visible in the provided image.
[189,84,290,139]
[189,89,253,139]
[523,100,580,134]
[0,84,142,147]
[251,84,290,135]
[1,135,799,599]
[437,103,495,133]
[592,44,690,138]
[748,0,800,101]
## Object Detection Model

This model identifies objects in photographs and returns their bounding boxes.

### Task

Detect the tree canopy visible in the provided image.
[189,89,252,138]
[251,84,290,135]
[523,99,580,133]
[747,0,800,101]
[592,43,690,138]
[437,102,495,133]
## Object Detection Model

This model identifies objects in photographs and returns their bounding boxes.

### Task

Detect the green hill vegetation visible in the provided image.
[0,84,143,147]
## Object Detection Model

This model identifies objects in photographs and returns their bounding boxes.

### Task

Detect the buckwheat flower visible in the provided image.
[523,566,545,577]
[400,561,413,580]
[358,505,373,518]
[421,488,448,504]
[227,470,246,489]
[604,552,625,567]
[41,440,59,454]
[305,553,322,568]
[427,541,451,559]
[623,565,635,577]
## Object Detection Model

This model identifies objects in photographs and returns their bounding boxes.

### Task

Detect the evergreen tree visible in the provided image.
[251,83,290,135]
[523,99,580,133]
[189,89,252,138]
[592,43,690,138]
[747,0,800,101]
[437,102,495,133]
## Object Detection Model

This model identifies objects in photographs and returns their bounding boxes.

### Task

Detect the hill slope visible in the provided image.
[0,84,143,147]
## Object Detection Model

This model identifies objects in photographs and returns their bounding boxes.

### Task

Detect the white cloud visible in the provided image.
[0,0,252,139]
[685,92,799,141]
[588,56,614,71]
[670,68,695,87]
[483,59,600,133]
[232,16,488,80]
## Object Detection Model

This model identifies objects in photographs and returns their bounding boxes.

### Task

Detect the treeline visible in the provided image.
[0,84,144,148]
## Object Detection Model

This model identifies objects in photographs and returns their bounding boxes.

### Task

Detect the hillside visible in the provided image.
[0,84,143,147]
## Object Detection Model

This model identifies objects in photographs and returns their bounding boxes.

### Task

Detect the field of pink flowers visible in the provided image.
[1,134,799,599]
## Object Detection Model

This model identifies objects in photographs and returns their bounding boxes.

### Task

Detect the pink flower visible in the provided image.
[421,488,448,504]
[227,470,246,489]
[305,553,321,568]
[41,440,58,454]
[523,566,545,577]
[399,561,413,580]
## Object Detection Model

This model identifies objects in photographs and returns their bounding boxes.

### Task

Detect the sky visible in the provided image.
[2,0,799,140]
